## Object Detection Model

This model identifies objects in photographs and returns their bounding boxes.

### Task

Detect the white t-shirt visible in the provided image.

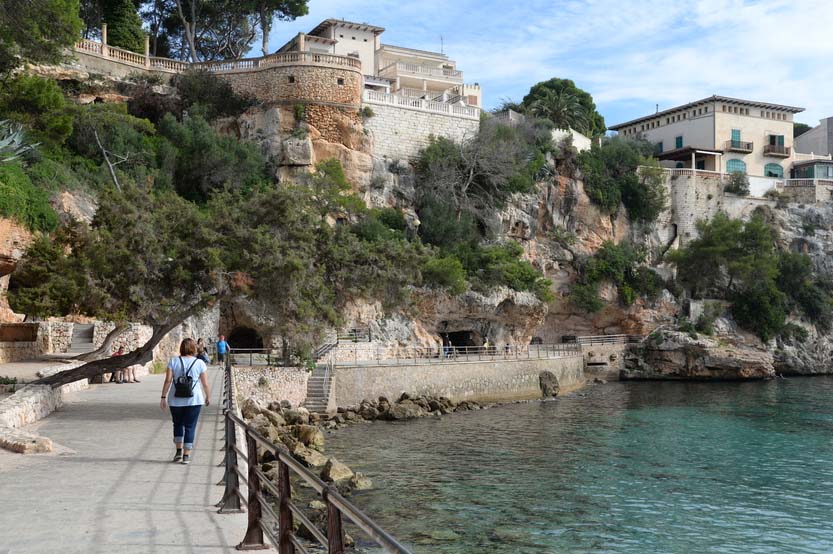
[167,356,208,407]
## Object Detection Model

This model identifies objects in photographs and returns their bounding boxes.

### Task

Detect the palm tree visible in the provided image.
[527,89,589,133]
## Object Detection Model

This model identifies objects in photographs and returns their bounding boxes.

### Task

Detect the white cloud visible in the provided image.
[267,0,833,125]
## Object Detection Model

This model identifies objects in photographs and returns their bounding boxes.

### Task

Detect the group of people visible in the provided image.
[107,347,140,383]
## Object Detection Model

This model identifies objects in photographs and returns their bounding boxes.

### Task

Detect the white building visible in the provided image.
[610,96,804,179]
[795,116,833,158]
[277,18,481,108]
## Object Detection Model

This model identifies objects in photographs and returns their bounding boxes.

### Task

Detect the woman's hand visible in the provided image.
[160,397,167,411]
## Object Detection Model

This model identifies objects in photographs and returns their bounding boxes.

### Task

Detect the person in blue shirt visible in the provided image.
[216,335,229,364]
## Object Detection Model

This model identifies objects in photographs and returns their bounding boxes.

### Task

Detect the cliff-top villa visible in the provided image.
[610,95,833,195]
[70,18,483,160]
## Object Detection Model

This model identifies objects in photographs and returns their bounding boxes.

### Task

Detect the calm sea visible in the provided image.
[325,377,833,554]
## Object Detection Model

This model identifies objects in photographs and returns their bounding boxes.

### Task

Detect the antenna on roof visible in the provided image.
[440,34,444,54]
[656,103,659,114]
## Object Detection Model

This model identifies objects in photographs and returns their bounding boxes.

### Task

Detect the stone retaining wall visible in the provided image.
[363,102,481,161]
[332,356,584,407]
[0,341,40,364]
[233,366,308,408]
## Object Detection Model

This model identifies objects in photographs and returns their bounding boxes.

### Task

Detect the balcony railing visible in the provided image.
[363,90,480,119]
[379,61,463,82]
[763,144,791,157]
[724,139,753,153]
[785,178,833,187]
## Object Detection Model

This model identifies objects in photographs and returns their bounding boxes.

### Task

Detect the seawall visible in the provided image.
[331,356,584,407]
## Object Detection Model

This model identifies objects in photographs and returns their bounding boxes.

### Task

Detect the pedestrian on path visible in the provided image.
[160,338,210,465]
[216,335,229,365]
[110,347,125,383]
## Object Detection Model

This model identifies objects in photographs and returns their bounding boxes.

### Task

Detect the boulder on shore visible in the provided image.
[296,424,325,449]
[321,458,354,483]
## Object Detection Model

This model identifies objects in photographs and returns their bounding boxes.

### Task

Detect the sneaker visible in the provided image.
[172,450,182,463]
[181,454,191,465]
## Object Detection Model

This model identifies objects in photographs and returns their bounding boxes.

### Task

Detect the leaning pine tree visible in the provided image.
[9,161,423,387]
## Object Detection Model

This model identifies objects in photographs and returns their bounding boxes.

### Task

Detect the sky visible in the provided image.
[266,0,833,129]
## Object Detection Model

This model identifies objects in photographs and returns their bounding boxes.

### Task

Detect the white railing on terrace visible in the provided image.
[74,38,361,73]
[784,178,833,187]
[378,61,463,81]
[363,90,480,119]
[327,343,581,368]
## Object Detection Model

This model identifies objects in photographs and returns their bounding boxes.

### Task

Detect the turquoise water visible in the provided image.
[325,378,833,553]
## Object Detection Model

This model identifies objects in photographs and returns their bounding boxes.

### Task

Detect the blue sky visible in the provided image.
[267,0,833,128]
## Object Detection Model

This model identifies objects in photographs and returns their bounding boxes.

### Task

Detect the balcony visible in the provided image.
[724,139,753,153]
[378,61,463,84]
[763,144,791,157]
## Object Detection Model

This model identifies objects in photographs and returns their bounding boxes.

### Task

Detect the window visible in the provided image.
[655,141,663,154]
[676,162,685,168]
[705,106,709,113]
[339,34,344,38]
[337,78,345,85]
[675,136,683,149]
[727,159,747,173]
[731,129,741,145]
[769,134,785,146]
[764,163,783,178]
[288,75,295,83]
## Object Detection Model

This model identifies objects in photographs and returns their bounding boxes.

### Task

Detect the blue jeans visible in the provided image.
[170,405,202,450]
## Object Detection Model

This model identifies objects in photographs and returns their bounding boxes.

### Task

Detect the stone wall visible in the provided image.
[363,102,481,161]
[233,366,308,408]
[219,65,362,143]
[37,322,74,354]
[331,356,584,407]
[0,342,40,364]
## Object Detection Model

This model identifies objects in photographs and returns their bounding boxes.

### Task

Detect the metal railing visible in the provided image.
[562,334,642,345]
[217,361,412,553]
[763,144,790,156]
[724,139,753,152]
[326,343,581,367]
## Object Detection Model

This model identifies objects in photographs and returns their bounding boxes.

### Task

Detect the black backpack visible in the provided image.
[173,357,199,398]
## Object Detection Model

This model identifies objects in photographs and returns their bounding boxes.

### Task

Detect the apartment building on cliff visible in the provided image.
[277,18,482,108]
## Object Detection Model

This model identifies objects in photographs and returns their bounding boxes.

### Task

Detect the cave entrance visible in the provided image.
[228,326,264,351]
[444,330,482,348]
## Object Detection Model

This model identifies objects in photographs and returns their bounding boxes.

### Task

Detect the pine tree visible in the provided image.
[102,0,144,53]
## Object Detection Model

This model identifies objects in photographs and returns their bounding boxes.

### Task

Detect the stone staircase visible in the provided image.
[304,365,333,414]
[66,324,95,355]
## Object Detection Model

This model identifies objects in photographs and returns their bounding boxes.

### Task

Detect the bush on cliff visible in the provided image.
[421,256,466,295]
[578,136,666,222]
[574,241,663,310]
[0,163,59,232]
[174,70,254,121]
[670,213,833,340]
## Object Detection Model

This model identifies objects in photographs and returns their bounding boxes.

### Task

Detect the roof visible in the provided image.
[378,43,448,61]
[276,33,336,53]
[609,95,805,131]
[656,146,723,161]
[792,158,833,167]
[308,19,385,37]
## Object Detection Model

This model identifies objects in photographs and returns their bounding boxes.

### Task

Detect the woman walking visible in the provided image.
[160,338,210,464]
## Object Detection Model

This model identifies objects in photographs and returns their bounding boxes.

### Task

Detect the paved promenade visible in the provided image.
[0,369,250,554]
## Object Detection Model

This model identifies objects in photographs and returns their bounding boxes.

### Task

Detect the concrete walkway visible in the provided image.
[0,369,252,554]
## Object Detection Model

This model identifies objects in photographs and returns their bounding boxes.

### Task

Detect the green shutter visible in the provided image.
[675,136,683,149]
[777,135,785,146]
[731,129,741,142]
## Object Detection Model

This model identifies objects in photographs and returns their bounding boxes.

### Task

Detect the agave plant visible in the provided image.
[0,120,38,163]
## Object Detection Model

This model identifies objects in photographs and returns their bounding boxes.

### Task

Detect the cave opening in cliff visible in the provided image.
[227,326,264,351]
[444,330,482,348]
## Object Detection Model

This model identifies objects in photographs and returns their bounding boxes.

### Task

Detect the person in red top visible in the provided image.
[110,347,125,383]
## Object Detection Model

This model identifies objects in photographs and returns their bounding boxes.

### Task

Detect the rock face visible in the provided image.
[0,218,33,323]
[623,330,775,380]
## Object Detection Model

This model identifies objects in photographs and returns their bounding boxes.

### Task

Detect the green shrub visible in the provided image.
[0,163,58,231]
[351,209,407,242]
[694,300,723,335]
[731,280,786,343]
[25,158,82,192]
[622,157,667,223]
[0,74,65,115]
[417,197,480,249]
[422,256,466,295]
[294,103,306,121]
[174,70,254,121]
[780,322,809,343]
[724,172,750,196]
[571,282,603,312]
[157,114,268,202]
[578,136,655,215]
[360,106,374,118]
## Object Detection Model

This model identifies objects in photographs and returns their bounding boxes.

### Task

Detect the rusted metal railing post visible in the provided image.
[324,486,345,554]
[237,431,267,550]
[217,411,244,513]
[278,459,295,554]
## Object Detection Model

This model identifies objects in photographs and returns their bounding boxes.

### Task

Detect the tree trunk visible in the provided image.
[37,314,190,388]
[260,7,271,57]
[72,323,129,362]
[175,0,199,62]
